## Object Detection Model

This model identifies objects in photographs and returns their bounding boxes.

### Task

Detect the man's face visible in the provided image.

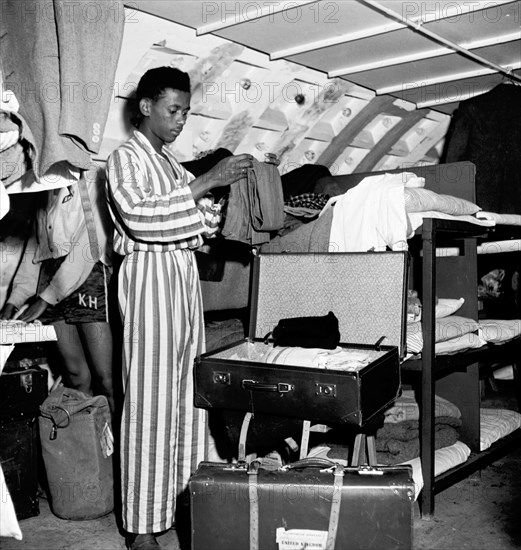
[143,88,191,144]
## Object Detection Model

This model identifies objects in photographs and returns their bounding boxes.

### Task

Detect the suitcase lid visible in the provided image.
[249,252,408,358]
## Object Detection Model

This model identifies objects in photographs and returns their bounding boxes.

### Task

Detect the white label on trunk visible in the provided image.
[276,528,328,549]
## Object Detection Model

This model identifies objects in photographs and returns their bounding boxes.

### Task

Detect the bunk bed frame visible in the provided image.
[202,159,521,518]
[399,161,521,517]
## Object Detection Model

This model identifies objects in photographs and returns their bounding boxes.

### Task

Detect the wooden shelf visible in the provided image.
[434,429,521,494]
[402,338,521,377]
[407,212,521,518]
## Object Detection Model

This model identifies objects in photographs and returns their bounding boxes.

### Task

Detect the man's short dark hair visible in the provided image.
[136,66,191,102]
[131,67,191,127]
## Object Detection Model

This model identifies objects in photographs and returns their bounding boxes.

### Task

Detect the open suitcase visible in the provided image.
[195,252,408,428]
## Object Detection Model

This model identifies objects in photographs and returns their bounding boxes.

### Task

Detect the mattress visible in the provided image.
[480,408,521,451]
[401,441,472,500]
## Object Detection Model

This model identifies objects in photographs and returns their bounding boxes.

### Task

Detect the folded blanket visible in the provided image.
[312,425,461,467]
[377,416,462,445]
[384,390,461,423]
[377,425,460,465]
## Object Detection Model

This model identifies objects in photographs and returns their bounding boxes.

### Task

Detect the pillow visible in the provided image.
[407,315,480,354]
[479,319,521,344]
[435,332,487,355]
[436,298,465,319]
[404,188,481,216]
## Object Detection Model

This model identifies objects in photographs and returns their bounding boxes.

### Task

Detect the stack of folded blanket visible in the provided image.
[376,389,462,465]
[375,416,461,465]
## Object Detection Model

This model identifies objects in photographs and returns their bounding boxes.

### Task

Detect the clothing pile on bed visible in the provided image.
[262,170,496,256]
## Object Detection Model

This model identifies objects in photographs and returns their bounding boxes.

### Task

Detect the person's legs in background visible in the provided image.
[51,320,92,394]
[77,321,115,413]
[45,262,117,416]
[50,320,115,414]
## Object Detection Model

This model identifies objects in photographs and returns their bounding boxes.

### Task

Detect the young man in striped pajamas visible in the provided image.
[105,66,253,550]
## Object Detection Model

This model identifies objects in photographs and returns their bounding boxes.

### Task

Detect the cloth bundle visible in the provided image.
[262,345,371,372]
[272,311,340,349]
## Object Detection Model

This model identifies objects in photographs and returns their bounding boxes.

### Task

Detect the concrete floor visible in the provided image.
[2,442,520,550]
[3,382,520,550]
[3,316,520,550]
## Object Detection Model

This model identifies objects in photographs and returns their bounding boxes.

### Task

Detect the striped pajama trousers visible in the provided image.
[118,248,207,534]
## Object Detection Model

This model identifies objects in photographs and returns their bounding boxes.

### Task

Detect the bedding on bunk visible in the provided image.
[434,333,487,355]
[479,319,521,344]
[407,296,466,324]
[304,440,471,501]
[480,408,521,451]
[375,417,461,465]
[257,170,521,259]
[436,298,466,318]
[408,210,495,230]
[407,239,521,256]
[402,442,472,501]
[404,187,481,216]
[477,240,521,254]
[376,390,463,465]
[406,315,486,355]
[319,172,420,252]
[262,172,496,256]
[383,390,461,423]
[476,212,521,225]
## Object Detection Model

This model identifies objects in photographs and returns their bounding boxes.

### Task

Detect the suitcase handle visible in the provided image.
[284,457,338,470]
[241,379,294,393]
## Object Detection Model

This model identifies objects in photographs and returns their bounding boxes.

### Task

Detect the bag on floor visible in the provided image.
[39,386,114,520]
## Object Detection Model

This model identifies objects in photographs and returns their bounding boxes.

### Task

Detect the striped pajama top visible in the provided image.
[105,130,222,254]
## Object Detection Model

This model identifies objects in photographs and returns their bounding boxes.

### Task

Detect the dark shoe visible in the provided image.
[126,533,161,550]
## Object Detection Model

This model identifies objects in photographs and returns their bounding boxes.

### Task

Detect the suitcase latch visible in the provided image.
[358,465,384,475]
[315,383,336,398]
[20,373,33,394]
[213,372,231,385]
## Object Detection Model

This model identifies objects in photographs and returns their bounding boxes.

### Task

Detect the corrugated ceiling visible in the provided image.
[104,1,520,174]
[135,0,521,114]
